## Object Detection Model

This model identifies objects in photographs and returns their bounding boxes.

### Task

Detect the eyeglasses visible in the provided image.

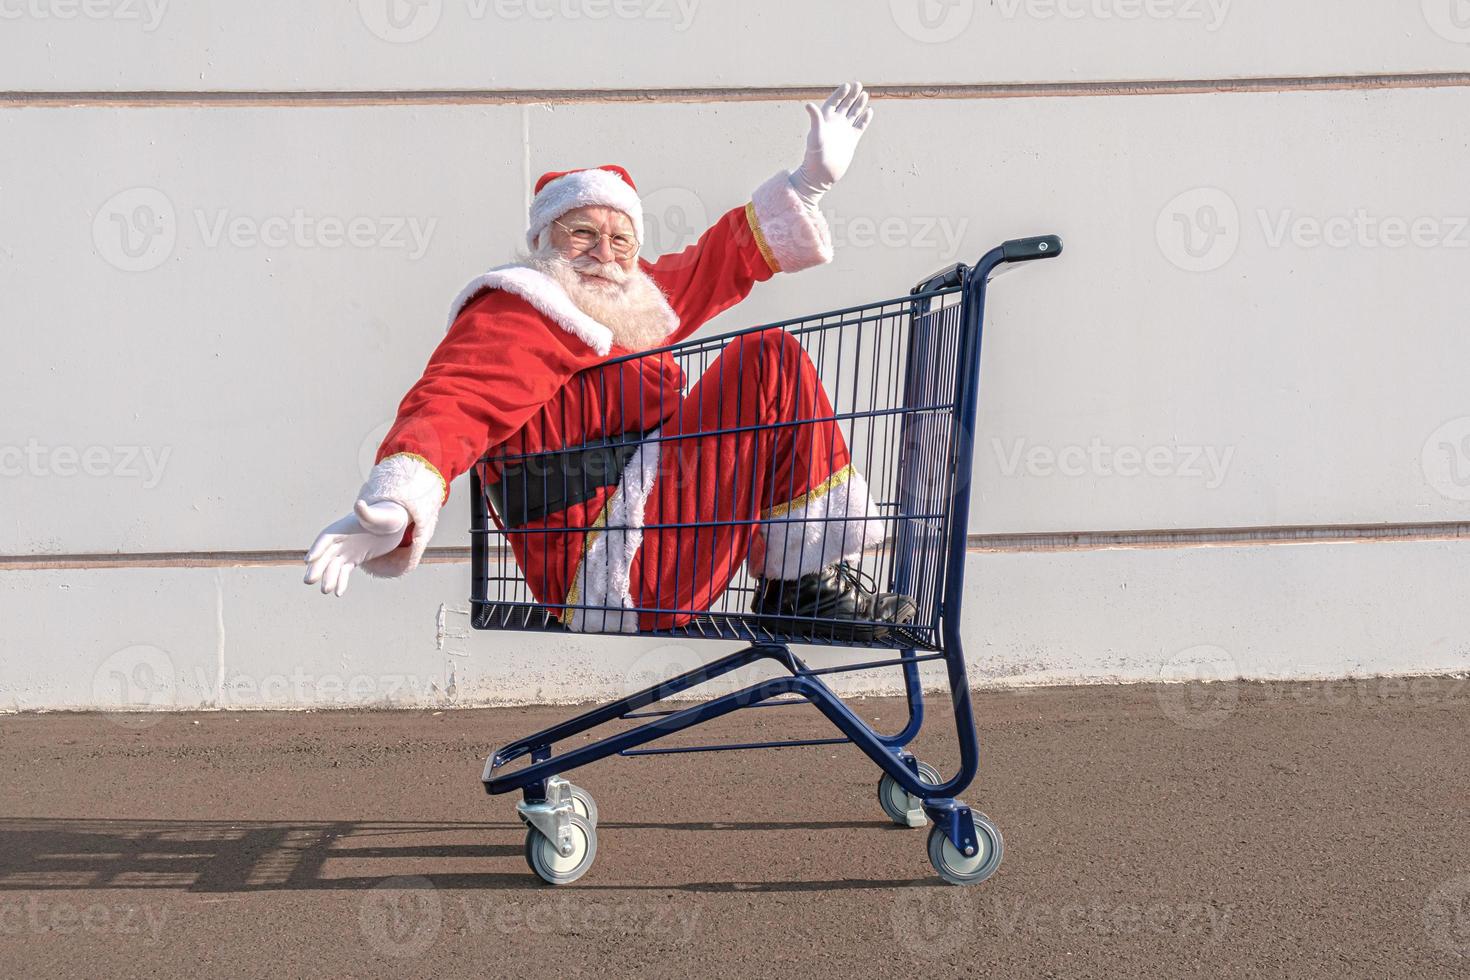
[553,218,640,259]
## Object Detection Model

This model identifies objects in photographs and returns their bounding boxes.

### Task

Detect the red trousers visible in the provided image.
[625,328,880,630]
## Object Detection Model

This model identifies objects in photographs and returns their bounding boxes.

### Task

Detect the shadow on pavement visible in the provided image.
[0,817,932,894]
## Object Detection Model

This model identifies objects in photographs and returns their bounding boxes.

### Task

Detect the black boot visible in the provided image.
[751,561,917,641]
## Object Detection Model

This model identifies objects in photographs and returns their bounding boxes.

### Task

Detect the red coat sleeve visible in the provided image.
[355,289,591,577]
[375,289,588,494]
[641,204,778,344]
[642,170,837,344]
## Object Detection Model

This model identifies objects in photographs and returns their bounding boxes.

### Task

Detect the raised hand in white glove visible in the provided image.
[790,81,875,210]
[302,499,410,597]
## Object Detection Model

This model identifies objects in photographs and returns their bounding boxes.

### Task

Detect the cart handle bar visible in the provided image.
[912,234,1063,294]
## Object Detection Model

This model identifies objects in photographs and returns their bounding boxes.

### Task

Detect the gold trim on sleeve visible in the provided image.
[380,451,449,503]
[744,201,782,274]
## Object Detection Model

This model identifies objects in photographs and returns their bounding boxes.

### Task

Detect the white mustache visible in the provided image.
[569,255,630,284]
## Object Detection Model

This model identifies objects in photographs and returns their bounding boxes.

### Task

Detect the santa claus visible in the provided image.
[304,82,916,640]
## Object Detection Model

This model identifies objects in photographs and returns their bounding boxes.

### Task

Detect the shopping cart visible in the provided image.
[470,235,1063,885]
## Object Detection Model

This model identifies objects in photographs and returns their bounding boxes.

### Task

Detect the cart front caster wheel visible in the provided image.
[878,761,942,827]
[927,813,1003,886]
[566,784,598,827]
[525,813,597,885]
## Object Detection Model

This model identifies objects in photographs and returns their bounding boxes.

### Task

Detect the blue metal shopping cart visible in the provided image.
[470,235,1063,885]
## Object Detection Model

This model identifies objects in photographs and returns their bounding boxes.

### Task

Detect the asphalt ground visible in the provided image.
[1,677,1467,978]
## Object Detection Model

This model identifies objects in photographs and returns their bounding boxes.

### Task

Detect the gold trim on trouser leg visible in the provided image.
[754,464,886,581]
[559,433,663,633]
[559,503,614,626]
[761,463,854,520]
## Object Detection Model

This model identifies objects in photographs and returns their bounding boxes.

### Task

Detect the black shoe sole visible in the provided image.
[751,599,917,643]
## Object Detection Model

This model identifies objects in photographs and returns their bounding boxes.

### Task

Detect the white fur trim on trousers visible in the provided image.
[750,465,887,581]
[563,431,662,634]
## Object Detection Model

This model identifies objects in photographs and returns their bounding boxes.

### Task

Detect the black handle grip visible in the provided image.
[911,262,966,294]
[1001,235,1063,262]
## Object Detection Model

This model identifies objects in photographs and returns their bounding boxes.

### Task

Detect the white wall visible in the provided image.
[2,2,1469,711]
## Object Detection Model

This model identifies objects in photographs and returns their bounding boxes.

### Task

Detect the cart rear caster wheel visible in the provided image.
[525,813,597,885]
[927,813,1003,885]
[878,761,942,827]
[566,784,598,827]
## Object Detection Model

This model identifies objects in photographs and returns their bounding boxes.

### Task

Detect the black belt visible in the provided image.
[486,429,659,528]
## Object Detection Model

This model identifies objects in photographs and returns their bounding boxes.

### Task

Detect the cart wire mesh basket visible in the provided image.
[471,280,975,649]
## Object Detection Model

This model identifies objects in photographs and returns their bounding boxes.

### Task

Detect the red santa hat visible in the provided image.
[527,164,644,251]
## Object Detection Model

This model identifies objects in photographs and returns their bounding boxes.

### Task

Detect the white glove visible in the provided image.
[302,499,410,597]
[790,81,875,210]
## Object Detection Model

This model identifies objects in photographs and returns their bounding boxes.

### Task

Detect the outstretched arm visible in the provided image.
[644,82,876,342]
[304,291,585,593]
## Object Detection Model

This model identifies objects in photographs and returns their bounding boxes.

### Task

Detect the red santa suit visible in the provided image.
[358,167,884,632]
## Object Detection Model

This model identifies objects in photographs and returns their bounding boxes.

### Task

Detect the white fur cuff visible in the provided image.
[749,169,835,274]
[357,453,447,578]
[752,466,887,581]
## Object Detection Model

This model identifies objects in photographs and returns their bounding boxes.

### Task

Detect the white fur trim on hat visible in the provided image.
[357,452,447,578]
[749,169,834,273]
[526,168,645,252]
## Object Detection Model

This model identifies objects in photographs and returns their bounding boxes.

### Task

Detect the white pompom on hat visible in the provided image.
[526,164,644,250]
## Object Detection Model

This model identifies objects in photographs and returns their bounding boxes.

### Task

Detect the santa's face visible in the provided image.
[524,211,676,352]
[547,205,640,286]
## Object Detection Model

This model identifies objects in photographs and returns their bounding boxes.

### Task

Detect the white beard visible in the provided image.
[522,247,679,352]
